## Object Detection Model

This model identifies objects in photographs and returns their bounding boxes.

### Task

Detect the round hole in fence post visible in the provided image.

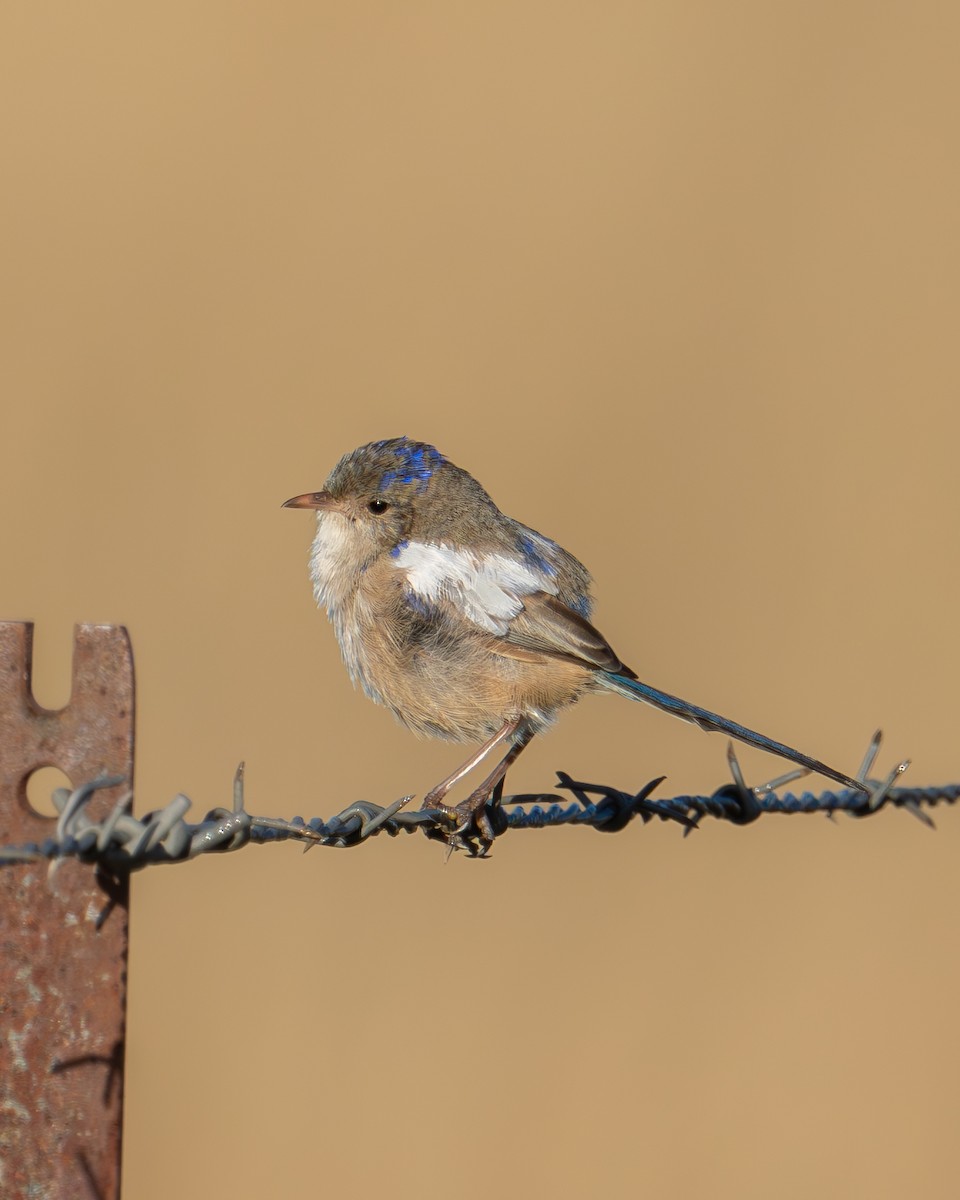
[25,766,74,818]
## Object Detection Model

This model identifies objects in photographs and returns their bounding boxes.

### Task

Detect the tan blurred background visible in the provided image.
[2,3,959,1197]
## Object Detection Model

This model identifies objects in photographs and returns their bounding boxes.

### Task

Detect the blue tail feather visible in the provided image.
[600,671,867,795]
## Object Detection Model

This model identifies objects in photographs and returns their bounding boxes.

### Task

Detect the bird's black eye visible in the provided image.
[368,498,390,515]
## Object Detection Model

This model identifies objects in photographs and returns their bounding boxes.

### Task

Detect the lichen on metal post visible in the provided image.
[0,622,134,1200]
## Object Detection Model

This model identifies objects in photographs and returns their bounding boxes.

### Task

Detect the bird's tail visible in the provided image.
[598,670,868,795]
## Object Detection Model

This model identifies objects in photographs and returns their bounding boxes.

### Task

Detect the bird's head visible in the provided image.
[284,438,502,590]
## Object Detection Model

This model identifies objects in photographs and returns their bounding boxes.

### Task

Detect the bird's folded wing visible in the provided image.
[494,592,630,674]
[393,540,631,675]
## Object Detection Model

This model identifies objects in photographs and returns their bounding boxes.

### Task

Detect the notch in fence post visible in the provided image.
[0,621,135,1200]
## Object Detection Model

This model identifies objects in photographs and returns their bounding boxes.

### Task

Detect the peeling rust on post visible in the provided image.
[0,622,134,1200]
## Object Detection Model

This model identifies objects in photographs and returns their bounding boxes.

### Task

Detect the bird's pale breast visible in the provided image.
[332,562,591,742]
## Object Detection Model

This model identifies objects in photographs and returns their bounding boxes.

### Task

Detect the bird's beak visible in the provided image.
[282,490,337,511]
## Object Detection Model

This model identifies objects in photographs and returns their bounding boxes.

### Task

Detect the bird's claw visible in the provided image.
[422,788,507,857]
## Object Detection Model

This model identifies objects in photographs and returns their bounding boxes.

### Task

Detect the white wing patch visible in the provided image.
[394,541,558,634]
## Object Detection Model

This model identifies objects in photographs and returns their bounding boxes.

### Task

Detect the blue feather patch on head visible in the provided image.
[378,438,446,493]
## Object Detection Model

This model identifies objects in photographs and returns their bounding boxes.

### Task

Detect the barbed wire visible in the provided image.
[1,731,953,878]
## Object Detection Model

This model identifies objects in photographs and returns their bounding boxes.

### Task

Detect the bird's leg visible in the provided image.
[422,717,523,814]
[448,724,535,845]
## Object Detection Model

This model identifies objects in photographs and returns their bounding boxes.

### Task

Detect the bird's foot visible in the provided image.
[422,784,508,858]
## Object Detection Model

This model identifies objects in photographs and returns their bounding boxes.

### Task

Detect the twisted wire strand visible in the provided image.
[0,733,951,870]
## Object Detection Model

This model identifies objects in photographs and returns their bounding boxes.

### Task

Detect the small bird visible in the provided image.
[284,437,867,843]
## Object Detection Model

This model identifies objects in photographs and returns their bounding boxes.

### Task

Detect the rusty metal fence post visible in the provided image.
[0,622,134,1199]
